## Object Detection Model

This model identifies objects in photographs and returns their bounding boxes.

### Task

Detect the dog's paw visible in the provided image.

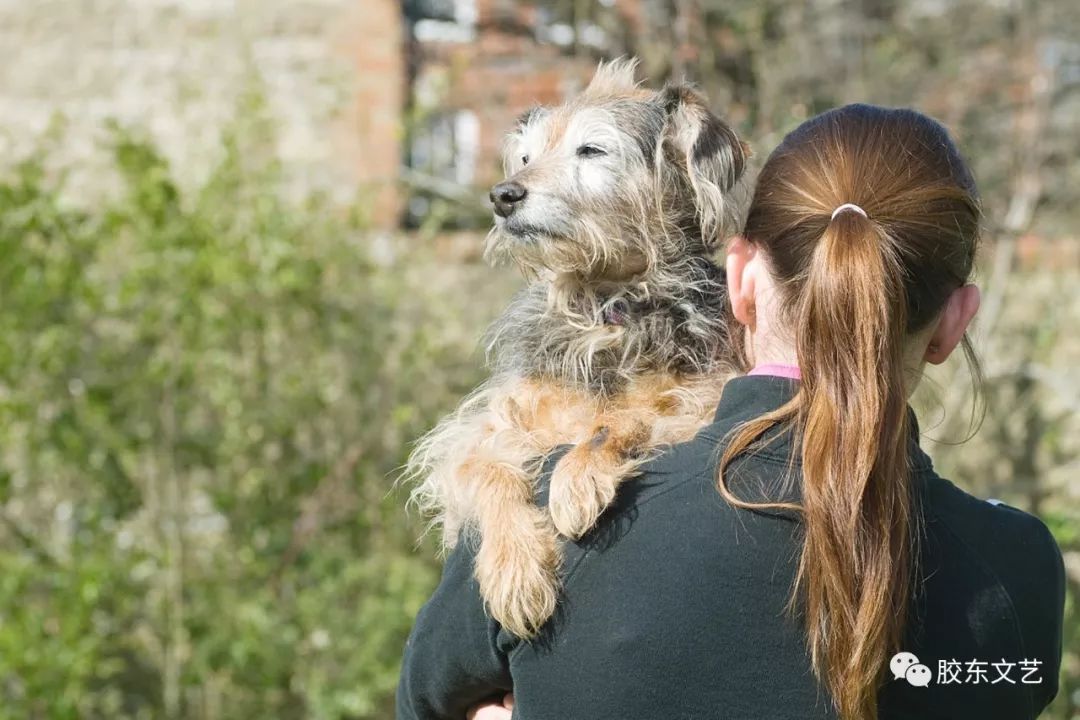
[548,440,621,540]
[475,509,561,638]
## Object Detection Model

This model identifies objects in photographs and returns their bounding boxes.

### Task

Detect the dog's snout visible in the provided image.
[490,181,528,218]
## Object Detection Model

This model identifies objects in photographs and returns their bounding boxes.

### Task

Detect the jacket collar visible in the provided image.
[701,375,934,474]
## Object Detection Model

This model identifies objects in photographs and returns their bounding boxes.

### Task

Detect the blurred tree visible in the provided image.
[0,109,504,718]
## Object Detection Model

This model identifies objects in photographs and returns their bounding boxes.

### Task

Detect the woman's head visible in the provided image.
[720,105,982,719]
[728,103,982,377]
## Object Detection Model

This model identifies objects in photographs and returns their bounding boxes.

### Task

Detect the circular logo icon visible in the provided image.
[890,652,920,681]
[905,663,932,687]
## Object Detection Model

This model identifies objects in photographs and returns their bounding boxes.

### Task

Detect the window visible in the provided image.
[406,0,477,44]
[405,109,482,227]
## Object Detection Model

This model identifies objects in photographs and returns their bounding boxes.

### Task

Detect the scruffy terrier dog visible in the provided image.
[407,60,748,638]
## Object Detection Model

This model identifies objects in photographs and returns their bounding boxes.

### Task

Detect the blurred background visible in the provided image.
[0,0,1076,718]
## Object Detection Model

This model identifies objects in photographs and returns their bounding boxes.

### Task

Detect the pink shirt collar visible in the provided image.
[748,363,802,380]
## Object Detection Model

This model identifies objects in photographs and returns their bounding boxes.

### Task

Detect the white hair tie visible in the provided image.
[831,203,867,220]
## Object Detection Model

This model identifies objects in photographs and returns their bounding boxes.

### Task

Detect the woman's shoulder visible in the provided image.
[914,471,1065,713]
[919,472,1064,596]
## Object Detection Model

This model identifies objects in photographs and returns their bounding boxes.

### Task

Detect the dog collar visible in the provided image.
[601,299,630,326]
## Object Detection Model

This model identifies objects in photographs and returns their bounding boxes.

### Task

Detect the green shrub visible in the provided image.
[0,122,496,719]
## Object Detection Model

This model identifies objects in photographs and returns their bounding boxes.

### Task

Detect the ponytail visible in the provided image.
[719,212,916,720]
[720,104,980,720]
[797,211,915,717]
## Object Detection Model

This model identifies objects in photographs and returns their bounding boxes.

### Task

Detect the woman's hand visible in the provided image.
[466,693,515,720]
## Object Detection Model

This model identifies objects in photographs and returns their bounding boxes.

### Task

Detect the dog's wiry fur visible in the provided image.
[406,59,749,638]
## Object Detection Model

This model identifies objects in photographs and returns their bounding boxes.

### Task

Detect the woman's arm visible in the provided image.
[396,535,516,720]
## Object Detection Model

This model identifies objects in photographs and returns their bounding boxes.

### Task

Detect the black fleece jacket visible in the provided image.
[396,375,1065,720]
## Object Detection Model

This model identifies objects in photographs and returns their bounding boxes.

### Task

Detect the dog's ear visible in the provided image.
[659,85,748,250]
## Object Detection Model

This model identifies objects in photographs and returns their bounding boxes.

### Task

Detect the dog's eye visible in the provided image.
[576,145,607,158]
[521,155,529,166]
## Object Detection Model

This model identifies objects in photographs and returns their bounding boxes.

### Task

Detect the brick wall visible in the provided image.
[0,0,399,219]
[5,0,1070,267]
[0,0,632,229]
[356,0,406,225]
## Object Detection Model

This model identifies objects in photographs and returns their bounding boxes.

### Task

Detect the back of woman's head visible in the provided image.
[721,104,981,719]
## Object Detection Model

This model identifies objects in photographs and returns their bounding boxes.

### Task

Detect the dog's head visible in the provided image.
[485,59,748,279]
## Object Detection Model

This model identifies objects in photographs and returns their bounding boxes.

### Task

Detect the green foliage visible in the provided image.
[0,124,490,719]
[917,266,1080,719]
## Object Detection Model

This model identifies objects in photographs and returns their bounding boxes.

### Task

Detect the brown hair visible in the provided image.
[719,105,981,719]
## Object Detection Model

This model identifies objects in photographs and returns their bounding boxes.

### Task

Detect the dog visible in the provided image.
[406,59,749,639]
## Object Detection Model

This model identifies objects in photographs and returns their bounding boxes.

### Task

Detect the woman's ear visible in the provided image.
[725,235,757,328]
[924,284,981,364]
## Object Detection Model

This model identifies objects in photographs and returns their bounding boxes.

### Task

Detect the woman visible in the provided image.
[396,104,1065,720]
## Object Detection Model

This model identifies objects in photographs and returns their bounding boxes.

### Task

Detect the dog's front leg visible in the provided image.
[465,449,561,639]
[461,383,588,638]
[547,416,652,540]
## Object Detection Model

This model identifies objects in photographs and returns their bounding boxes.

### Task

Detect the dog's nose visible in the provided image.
[490,181,528,218]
